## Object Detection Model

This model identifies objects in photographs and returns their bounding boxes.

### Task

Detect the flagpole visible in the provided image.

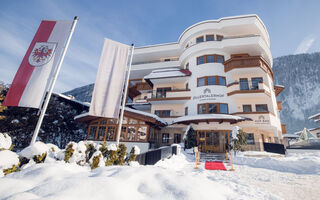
[30,16,79,145]
[116,44,135,146]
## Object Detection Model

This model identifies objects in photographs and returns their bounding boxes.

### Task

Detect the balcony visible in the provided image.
[277,101,282,111]
[223,56,273,78]
[147,89,191,104]
[227,81,271,97]
[281,124,287,134]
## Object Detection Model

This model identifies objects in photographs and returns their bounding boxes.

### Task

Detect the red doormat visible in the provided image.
[205,161,227,170]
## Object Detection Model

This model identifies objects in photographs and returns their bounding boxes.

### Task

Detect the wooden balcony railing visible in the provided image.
[277,101,282,111]
[281,124,287,134]
[223,56,273,78]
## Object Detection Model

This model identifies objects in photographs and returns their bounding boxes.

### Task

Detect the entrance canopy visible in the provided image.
[171,114,250,125]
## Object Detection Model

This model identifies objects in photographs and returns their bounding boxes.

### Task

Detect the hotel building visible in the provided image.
[78,15,285,153]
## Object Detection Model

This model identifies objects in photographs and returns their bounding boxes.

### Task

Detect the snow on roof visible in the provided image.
[274,85,285,88]
[282,134,300,138]
[74,106,167,125]
[172,114,246,124]
[53,93,90,107]
[308,112,320,120]
[144,68,191,79]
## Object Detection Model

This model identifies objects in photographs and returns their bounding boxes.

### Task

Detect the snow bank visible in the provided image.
[19,142,49,159]
[234,150,320,174]
[0,133,12,150]
[0,150,19,170]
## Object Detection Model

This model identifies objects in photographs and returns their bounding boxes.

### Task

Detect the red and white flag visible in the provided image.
[89,38,130,118]
[3,20,73,108]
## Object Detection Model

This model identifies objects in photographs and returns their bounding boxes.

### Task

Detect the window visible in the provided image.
[197,77,205,87]
[88,126,97,140]
[206,34,214,41]
[256,104,268,112]
[246,133,255,145]
[87,117,149,142]
[218,77,226,86]
[240,78,249,90]
[186,82,189,90]
[162,133,170,143]
[208,104,217,113]
[207,76,216,85]
[198,104,206,114]
[155,110,171,117]
[243,105,252,112]
[198,103,229,114]
[185,107,188,116]
[97,127,106,140]
[174,134,181,143]
[196,36,204,43]
[216,35,223,41]
[137,126,147,141]
[216,55,224,63]
[197,56,205,65]
[197,76,226,87]
[251,77,263,90]
[164,58,170,62]
[106,126,116,140]
[274,137,279,143]
[317,132,320,138]
[196,54,224,65]
[220,104,228,114]
[206,55,214,63]
[185,63,189,70]
[156,87,171,98]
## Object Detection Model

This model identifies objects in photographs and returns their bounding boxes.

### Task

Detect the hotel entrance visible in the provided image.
[197,130,230,153]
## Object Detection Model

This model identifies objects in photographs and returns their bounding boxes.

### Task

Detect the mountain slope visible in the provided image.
[273,52,320,133]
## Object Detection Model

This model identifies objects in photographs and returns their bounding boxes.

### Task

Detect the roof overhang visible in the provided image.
[171,114,251,125]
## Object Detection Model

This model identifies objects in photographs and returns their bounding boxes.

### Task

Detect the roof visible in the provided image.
[171,114,249,125]
[144,68,191,80]
[53,92,90,107]
[75,106,167,126]
[282,134,300,138]
[274,85,285,96]
[309,113,320,120]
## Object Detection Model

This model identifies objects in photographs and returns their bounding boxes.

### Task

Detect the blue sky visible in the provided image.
[1,0,320,93]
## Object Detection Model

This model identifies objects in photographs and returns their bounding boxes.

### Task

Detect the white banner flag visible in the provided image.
[89,38,130,118]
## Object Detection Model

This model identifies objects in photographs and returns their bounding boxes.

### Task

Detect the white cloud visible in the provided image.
[294,35,316,54]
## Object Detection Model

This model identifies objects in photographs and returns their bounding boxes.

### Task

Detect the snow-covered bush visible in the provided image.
[46,143,61,159]
[0,150,19,176]
[126,146,140,163]
[62,141,86,165]
[115,143,127,165]
[85,142,96,162]
[0,133,12,150]
[90,151,104,170]
[19,141,49,163]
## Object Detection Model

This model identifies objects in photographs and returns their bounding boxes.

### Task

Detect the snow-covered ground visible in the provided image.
[0,150,319,200]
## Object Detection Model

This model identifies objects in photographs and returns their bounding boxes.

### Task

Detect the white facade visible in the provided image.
[128,15,284,151]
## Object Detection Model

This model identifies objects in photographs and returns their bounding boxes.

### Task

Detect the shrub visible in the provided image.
[233,129,247,155]
[126,147,137,163]
[64,143,74,163]
[33,152,47,163]
[185,127,197,149]
[99,142,108,157]
[85,143,96,162]
[115,143,126,165]
[105,150,117,166]
[91,153,102,170]
[3,163,19,175]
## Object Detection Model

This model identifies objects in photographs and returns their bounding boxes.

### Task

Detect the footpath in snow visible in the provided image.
[1,149,320,200]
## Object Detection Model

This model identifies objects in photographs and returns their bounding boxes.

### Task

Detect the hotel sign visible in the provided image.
[192,88,224,101]
[254,115,270,124]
